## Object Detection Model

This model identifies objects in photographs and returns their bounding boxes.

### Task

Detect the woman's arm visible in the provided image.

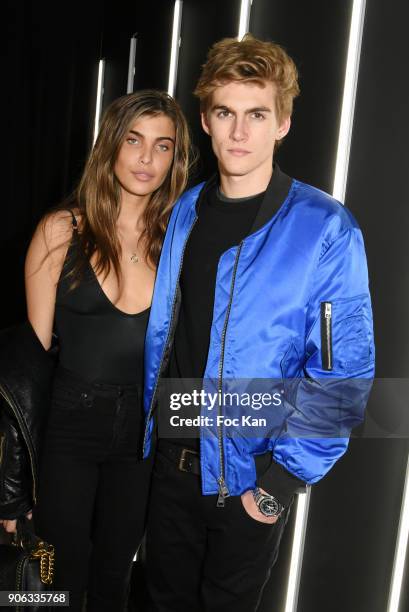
[0,211,74,533]
[25,210,74,350]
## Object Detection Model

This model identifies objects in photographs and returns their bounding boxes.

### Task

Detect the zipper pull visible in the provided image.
[217,477,230,508]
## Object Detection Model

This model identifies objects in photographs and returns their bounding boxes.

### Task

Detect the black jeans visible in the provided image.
[145,442,292,612]
[33,367,153,612]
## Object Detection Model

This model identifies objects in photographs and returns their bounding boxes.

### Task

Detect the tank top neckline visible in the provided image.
[86,258,151,318]
[64,213,151,319]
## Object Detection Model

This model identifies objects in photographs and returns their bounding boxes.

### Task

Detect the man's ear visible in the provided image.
[277,116,291,140]
[201,111,211,136]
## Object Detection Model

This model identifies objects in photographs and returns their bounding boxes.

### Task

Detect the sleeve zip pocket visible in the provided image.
[321,302,333,370]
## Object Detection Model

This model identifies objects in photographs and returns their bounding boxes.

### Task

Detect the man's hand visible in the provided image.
[0,510,33,533]
[240,489,279,524]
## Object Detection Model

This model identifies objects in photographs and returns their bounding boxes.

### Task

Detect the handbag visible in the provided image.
[0,516,54,609]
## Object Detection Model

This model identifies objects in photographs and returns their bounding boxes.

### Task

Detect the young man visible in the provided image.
[142,35,375,611]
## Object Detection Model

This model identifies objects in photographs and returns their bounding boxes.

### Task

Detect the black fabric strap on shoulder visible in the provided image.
[68,209,78,230]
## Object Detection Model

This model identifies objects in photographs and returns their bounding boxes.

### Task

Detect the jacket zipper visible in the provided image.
[0,382,37,504]
[216,241,244,507]
[142,217,198,455]
[321,302,333,371]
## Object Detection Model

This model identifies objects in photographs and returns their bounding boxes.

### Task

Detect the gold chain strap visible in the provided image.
[30,541,55,584]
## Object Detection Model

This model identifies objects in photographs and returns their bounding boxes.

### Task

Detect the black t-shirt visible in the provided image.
[164,184,264,449]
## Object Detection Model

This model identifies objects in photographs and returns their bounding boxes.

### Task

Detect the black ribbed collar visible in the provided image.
[194,163,293,235]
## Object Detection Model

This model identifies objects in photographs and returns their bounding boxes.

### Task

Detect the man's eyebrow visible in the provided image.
[210,105,232,114]
[128,129,175,143]
[210,105,272,114]
[246,106,272,113]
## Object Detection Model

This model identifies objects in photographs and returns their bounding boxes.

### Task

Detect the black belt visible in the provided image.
[158,440,201,475]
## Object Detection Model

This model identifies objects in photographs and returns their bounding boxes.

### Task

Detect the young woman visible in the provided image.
[0,90,193,611]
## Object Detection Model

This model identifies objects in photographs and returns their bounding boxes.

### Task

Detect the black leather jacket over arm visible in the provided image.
[0,322,55,519]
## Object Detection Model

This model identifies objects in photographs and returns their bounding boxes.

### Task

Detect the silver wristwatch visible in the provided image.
[252,487,284,518]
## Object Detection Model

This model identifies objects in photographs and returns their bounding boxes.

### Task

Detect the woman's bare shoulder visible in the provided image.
[26,208,80,281]
[39,208,80,249]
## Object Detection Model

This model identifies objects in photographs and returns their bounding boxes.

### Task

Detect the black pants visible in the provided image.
[33,367,153,612]
[145,442,291,612]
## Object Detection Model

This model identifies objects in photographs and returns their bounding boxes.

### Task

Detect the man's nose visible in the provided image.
[230,116,248,141]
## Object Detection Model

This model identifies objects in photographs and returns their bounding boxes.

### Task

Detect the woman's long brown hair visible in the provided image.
[48,90,194,288]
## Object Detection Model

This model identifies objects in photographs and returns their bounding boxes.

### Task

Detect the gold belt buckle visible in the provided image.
[178,447,198,472]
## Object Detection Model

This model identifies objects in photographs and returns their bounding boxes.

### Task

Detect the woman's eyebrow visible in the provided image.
[128,129,175,143]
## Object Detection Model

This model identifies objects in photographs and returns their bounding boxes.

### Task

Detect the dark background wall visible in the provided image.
[5,1,102,324]
[4,1,409,611]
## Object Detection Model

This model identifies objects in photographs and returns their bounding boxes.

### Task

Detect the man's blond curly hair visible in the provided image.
[194,34,300,122]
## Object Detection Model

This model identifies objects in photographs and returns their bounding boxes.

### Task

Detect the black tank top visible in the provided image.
[54,211,150,385]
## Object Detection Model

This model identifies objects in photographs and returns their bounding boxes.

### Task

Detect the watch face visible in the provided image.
[259,496,280,517]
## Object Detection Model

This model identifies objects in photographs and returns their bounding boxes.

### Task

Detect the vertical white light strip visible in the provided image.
[238,0,252,39]
[283,3,367,611]
[93,59,105,145]
[167,0,183,96]
[127,34,138,94]
[387,453,409,612]
[283,489,311,612]
[333,0,367,201]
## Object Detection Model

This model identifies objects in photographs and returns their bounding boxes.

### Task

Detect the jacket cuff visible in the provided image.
[0,496,32,520]
[254,453,306,507]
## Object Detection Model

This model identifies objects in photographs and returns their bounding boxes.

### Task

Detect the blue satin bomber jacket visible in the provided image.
[142,167,375,501]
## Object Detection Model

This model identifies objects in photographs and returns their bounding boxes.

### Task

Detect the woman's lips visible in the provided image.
[227,149,251,156]
[131,171,155,181]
